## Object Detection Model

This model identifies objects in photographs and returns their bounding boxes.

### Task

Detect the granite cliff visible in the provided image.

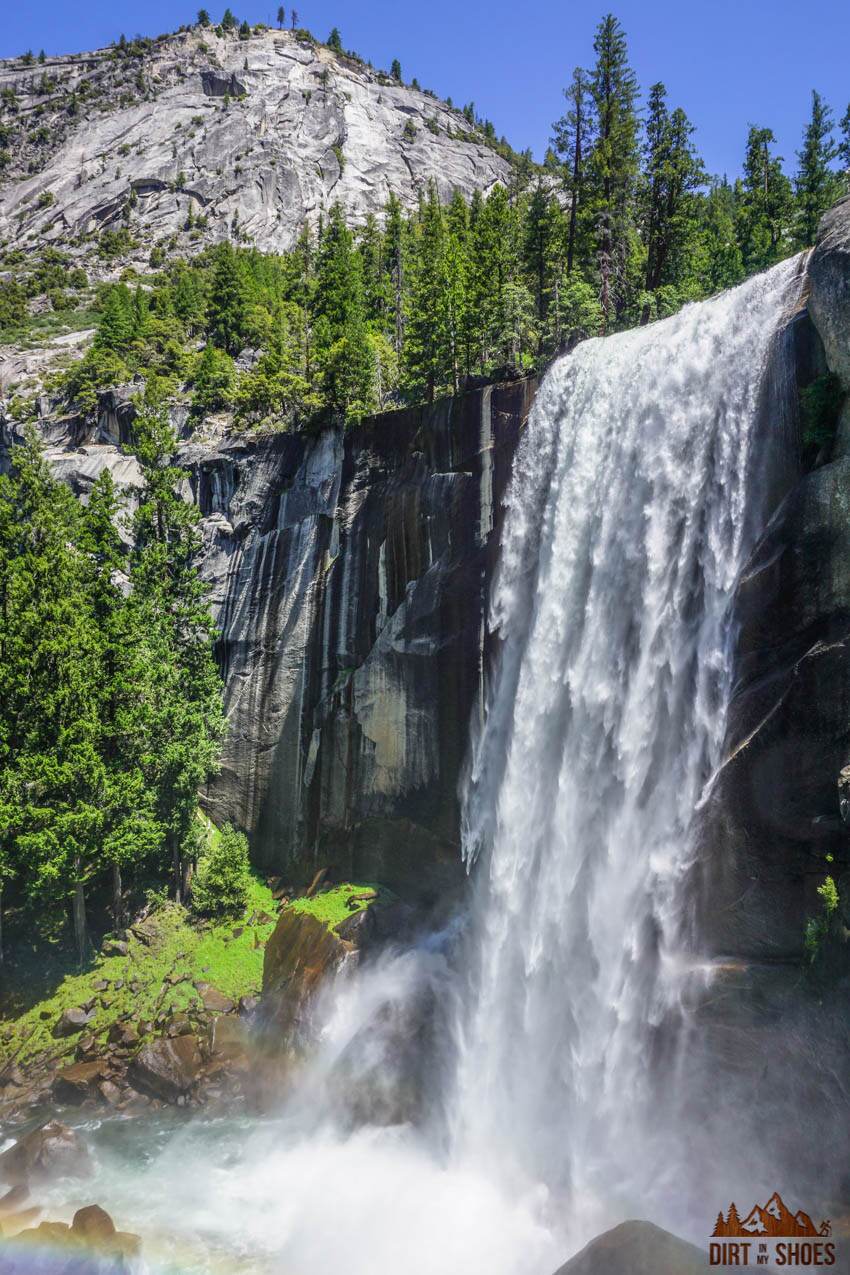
[0,26,514,260]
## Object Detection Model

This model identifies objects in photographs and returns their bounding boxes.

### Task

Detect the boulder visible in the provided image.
[128,1035,203,1101]
[334,899,414,949]
[71,1203,115,1243]
[552,1221,709,1275]
[261,908,351,1039]
[107,1021,139,1048]
[53,1061,107,1104]
[53,1007,93,1038]
[99,1080,124,1107]
[209,1015,248,1060]
[0,1121,92,1186]
[101,938,128,957]
[196,984,235,1015]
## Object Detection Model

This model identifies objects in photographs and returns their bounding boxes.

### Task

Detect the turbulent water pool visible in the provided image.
[37,1107,563,1275]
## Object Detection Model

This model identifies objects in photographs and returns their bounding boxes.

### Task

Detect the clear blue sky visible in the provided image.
[3,0,849,179]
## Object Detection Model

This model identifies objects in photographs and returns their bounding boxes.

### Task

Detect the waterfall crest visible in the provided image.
[453,256,804,1239]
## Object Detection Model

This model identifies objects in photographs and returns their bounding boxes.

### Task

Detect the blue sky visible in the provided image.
[3,0,849,179]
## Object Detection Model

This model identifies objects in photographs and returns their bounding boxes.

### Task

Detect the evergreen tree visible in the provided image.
[552,67,593,276]
[738,126,793,273]
[0,431,101,963]
[207,242,251,355]
[78,472,160,929]
[640,85,704,315]
[95,285,135,353]
[327,27,343,53]
[794,90,838,248]
[131,391,225,900]
[404,185,456,400]
[523,183,557,348]
[839,105,850,173]
[220,8,238,32]
[191,822,250,917]
[277,6,285,29]
[587,14,640,328]
[383,193,407,356]
[696,179,745,295]
[196,8,211,26]
[390,59,402,83]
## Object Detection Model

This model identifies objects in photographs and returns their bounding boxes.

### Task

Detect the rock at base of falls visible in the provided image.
[552,1221,709,1275]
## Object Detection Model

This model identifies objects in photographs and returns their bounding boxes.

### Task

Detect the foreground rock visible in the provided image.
[5,1201,141,1272]
[553,1221,709,1275]
[128,1034,203,1101]
[262,909,352,1039]
[0,1121,92,1187]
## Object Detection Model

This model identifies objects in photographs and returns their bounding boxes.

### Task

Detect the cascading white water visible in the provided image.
[30,260,806,1275]
[453,256,804,1242]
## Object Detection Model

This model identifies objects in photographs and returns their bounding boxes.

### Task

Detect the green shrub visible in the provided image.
[191,823,251,917]
[98,227,136,259]
[804,874,841,963]
[0,277,28,331]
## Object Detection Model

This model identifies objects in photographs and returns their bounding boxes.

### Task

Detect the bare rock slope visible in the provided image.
[0,27,513,256]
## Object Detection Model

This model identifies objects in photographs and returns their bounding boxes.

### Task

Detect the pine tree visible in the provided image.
[696,179,744,295]
[640,85,704,315]
[795,90,838,248]
[0,430,101,963]
[327,27,343,53]
[737,126,794,273]
[78,471,160,929]
[839,105,850,173]
[191,823,250,917]
[523,183,557,349]
[383,193,407,356]
[95,285,134,353]
[552,67,593,276]
[131,390,225,900]
[404,185,457,401]
[390,59,402,83]
[196,8,211,26]
[221,8,238,32]
[206,242,251,355]
[277,6,285,29]
[587,14,639,328]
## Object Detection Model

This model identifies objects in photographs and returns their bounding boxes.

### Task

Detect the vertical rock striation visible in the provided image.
[182,379,536,898]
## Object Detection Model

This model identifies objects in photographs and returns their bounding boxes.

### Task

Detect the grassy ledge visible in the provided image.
[0,874,277,1072]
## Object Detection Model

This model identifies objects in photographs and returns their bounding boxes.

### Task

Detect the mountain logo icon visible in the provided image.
[712,1193,831,1239]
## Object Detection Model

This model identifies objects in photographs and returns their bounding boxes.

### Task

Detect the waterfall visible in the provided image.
[51,261,808,1275]
[453,256,804,1242]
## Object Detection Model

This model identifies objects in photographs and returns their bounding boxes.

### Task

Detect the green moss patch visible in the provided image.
[0,873,278,1071]
[287,882,393,933]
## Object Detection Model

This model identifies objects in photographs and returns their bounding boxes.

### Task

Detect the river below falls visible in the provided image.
[34,1108,567,1275]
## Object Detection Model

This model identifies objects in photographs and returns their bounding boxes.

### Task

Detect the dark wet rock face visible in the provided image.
[185,379,535,898]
